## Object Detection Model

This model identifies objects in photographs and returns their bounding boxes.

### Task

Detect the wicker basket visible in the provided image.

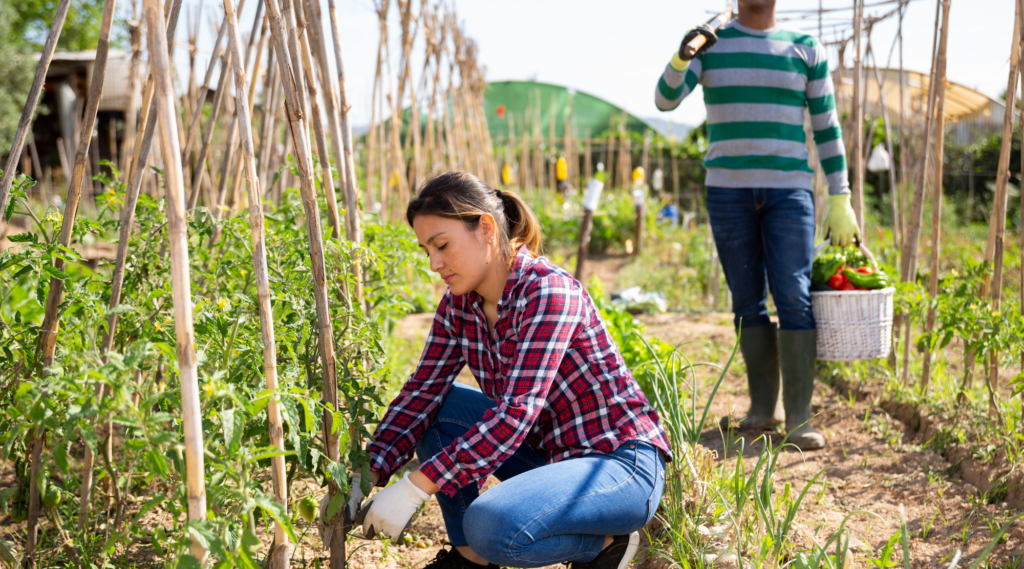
[810,240,894,361]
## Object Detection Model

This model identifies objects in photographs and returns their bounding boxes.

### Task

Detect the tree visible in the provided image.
[0,0,124,160]
[9,0,125,52]
[0,1,34,156]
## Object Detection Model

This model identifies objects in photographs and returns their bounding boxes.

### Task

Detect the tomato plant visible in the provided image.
[0,164,430,566]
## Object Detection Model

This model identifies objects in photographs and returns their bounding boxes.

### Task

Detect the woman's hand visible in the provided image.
[355,471,432,540]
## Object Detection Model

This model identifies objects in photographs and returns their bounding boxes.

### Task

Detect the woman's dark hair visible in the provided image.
[406,171,542,266]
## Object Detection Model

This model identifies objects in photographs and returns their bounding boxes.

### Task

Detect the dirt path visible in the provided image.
[641,311,1022,568]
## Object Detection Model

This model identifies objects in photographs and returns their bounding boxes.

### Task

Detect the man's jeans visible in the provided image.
[415,383,665,568]
[705,187,816,331]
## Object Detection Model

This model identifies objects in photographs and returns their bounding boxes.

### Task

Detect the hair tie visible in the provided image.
[494,189,503,199]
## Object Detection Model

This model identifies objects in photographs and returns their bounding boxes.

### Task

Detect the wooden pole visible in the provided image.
[145,0,208,561]
[896,0,907,250]
[576,181,603,281]
[1019,50,1024,375]
[984,0,1023,409]
[304,0,349,237]
[180,4,233,166]
[0,0,71,209]
[120,18,143,173]
[898,0,944,385]
[264,0,344,564]
[36,0,117,370]
[80,0,184,530]
[867,49,901,259]
[223,0,291,563]
[292,0,341,239]
[187,50,233,209]
[257,47,280,195]
[919,0,951,392]
[318,0,365,287]
[851,0,865,231]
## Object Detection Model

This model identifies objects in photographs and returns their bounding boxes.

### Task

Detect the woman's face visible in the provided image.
[413,213,496,296]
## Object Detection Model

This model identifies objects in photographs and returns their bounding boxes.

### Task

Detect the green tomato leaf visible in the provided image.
[42,265,70,280]
[253,493,298,545]
[6,233,35,243]
[324,492,345,524]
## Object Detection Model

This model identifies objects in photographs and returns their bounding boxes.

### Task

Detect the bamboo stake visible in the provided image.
[852,0,865,232]
[896,1,907,250]
[898,0,944,385]
[919,0,951,392]
[264,0,344,564]
[26,0,116,563]
[81,0,184,530]
[305,0,349,230]
[1020,52,1024,375]
[292,0,341,239]
[36,0,117,370]
[145,0,208,560]
[180,7,230,163]
[120,16,143,174]
[0,0,71,209]
[187,51,233,209]
[223,0,291,563]
[314,0,365,301]
[984,0,1023,411]
[366,38,383,211]
[867,48,900,258]
[257,47,280,195]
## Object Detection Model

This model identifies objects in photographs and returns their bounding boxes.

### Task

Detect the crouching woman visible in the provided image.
[351,171,672,569]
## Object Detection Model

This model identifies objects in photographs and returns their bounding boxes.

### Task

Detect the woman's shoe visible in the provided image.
[571,532,640,569]
[423,544,500,569]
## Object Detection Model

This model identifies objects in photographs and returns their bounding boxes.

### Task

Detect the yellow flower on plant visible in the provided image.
[217,298,229,310]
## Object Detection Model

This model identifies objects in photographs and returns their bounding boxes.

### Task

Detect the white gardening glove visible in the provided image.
[354,471,431,541]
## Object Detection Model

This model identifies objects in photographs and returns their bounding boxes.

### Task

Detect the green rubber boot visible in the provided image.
[779,329,825,450]
[721,324,785,431]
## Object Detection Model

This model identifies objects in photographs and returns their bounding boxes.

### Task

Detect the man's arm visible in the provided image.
[807,42,849,195]
[655,53,703,112]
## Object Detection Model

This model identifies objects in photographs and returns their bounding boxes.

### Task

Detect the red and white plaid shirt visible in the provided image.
[368,248,673,497]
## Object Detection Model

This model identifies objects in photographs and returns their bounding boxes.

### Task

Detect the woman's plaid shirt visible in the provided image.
[368,248,673,497]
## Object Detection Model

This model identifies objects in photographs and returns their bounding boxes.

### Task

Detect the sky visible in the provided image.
[160,0,1018,130]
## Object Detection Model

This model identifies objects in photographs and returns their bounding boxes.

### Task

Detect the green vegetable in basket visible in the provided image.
[812,251,846,285]
[842,267,890,290]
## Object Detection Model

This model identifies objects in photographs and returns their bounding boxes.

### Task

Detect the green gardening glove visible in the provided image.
[821,193,861,247]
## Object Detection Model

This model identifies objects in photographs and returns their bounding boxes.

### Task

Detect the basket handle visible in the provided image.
[813,238,880,271]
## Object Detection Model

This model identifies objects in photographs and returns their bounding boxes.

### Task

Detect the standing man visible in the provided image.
[654,0,860,450]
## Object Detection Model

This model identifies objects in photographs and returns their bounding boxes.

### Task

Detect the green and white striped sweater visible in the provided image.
[655,21,849,195]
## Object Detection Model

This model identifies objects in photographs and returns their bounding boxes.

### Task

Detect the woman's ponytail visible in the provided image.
[498,191,542,261]
[407,171,543,267]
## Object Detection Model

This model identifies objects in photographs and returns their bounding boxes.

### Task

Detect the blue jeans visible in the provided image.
[415,383,666,568]
[705,187,816,331]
